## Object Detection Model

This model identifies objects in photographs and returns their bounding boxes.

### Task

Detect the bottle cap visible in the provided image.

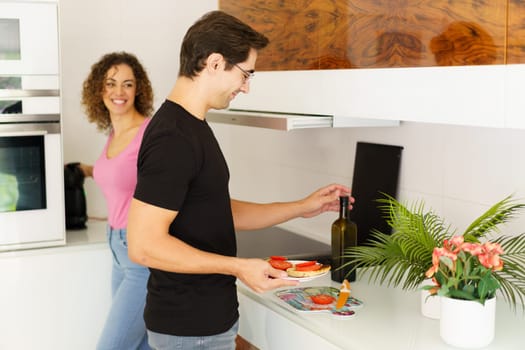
[339,196,349,205]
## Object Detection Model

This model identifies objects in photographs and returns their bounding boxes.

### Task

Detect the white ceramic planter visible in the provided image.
[440,297,496,349]
[420,279,440,319]
[420,290,440,319]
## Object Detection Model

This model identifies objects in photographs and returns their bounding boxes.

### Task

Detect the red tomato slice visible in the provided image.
[295,263,321,272]
[269,255,287,261]
[269,259,293,270]
[311,294,335,305]
[296,260,317,268]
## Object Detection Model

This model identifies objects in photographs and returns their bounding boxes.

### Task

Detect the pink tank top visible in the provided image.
[93,118,150,229]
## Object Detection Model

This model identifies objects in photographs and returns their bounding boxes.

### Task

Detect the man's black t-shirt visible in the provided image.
[134,100,238,336]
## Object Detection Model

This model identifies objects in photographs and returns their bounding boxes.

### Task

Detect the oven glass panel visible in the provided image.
[0,135,46,212]
[0,18,21,60]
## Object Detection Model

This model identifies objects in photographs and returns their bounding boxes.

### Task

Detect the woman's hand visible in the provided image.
[77,163,94,178]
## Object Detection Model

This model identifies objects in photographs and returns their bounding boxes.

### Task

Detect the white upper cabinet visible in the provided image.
[230,65,507,128]
[504,65,525,129]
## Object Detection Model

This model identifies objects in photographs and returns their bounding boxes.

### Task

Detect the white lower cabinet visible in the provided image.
[238,292,341,350]
[0,245,112,350]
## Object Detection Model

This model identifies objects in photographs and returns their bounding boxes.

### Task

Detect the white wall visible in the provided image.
[60,0,218,217]
[60,1,525,244]
[214,121,525,244]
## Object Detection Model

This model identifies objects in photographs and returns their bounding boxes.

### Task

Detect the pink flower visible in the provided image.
[479,254,504,270]
[449,236,465,251]
[425,246,458,278]
[438,247,458,262]
[461,242,484,256]
[425,265,438,278]
[477,242,504,271]
[425,248,442,278]
[427,285,440,295]
[483,242,504,255]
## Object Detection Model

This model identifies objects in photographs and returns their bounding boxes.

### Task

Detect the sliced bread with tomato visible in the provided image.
[286,260,331,278]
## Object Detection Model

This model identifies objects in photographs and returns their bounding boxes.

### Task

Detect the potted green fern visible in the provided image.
[342,194,525,312]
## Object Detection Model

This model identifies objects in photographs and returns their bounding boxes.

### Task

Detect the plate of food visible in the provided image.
[274,285,363,317]
[268,256,331,282]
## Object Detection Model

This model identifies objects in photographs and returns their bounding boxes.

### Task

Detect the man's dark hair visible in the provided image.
[179,10,269,78]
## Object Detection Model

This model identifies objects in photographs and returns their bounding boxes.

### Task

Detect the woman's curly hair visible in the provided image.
[81,52,154,132]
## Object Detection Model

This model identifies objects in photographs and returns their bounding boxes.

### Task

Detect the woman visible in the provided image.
[79,51,153,350]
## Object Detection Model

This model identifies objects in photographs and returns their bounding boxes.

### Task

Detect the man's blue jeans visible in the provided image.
[97,226,151,350]
[147,320,239,350]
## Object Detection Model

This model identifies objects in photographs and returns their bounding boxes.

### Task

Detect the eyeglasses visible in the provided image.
[234,63,255,82]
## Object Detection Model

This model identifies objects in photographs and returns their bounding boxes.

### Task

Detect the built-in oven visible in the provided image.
[0,122,65,251]
[0,0,64,251]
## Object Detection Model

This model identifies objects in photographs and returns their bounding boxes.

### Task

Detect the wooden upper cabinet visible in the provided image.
[508,0,525,64]
[219,0,515,70]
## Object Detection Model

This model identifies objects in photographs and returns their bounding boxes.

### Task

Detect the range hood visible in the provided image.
[206,109,400,131]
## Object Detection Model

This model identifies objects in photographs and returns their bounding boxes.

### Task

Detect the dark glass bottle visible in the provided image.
[331,196,357,282]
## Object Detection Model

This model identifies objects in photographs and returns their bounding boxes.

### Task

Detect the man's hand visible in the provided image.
[235,258,299,293]
[300,183,353,218]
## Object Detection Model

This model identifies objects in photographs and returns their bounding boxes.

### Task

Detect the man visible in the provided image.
[127,10,351,350]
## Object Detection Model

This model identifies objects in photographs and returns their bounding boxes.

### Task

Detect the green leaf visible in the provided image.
[456,258,464,279]
[463,195,525,242]
[478,277,490,300]
[448,289,476,300]
[492,232,525,312]
[440,256,455,272]
[447,277,459,289]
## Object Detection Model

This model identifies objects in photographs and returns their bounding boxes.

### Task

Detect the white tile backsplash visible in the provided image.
[212,121,525,244]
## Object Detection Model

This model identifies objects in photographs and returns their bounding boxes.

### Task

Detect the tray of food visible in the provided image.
[274,282,363,318]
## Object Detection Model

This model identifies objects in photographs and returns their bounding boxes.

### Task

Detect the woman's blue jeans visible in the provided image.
[147,320,239,350]
[97,226,151,350]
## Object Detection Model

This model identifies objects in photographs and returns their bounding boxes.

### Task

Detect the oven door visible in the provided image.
[0,122,65,251]
[0,2,59,75]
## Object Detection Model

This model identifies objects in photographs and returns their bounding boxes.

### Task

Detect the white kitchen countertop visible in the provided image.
[237,272,525,350]
[65,219,108,246]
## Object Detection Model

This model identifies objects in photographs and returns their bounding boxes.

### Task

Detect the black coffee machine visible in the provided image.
[64,162,87,229]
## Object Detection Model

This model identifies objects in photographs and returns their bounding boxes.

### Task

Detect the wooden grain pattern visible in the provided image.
[508,0,525,64]
[220,0,507,70]
[220,1,329,70]
[429,21,499,66]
